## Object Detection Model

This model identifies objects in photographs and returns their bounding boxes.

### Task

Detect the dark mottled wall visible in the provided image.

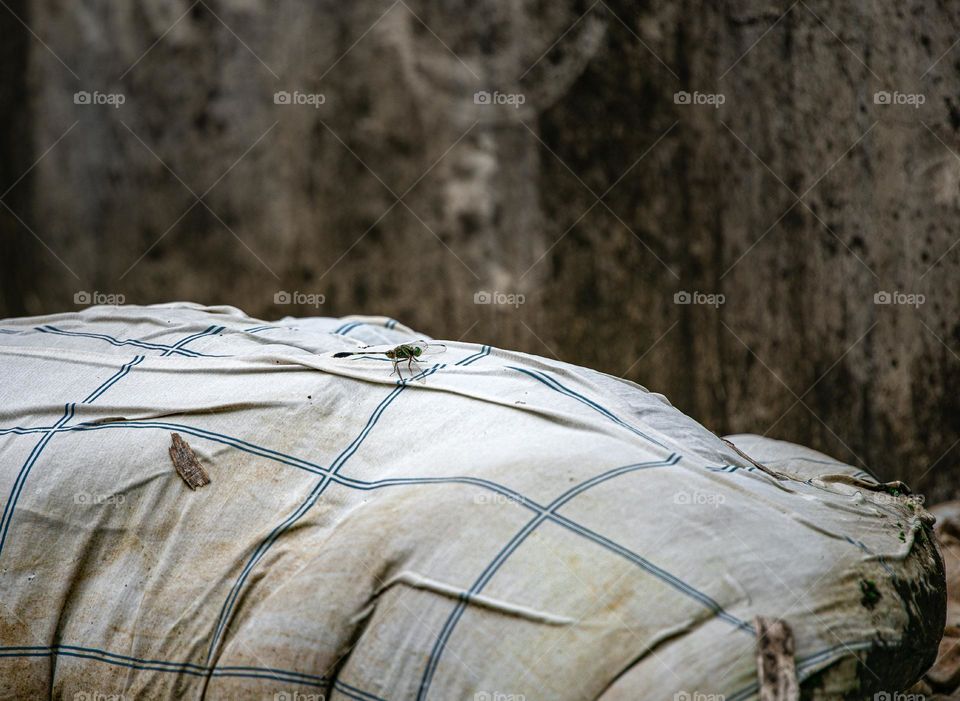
[1,0,959,499]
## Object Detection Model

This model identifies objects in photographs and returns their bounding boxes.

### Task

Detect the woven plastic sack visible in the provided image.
[0,303,944,700]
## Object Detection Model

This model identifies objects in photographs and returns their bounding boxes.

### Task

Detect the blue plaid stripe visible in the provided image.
[82,355,145,403]
[416,452,753,699]
[706,464,756,473]
[336,680,390,701]
[36,325,221,357]
[334,321,364,335]
[509,367,667,449]
[0,403,74,558]
[455,345,490,366]
[0,326,227,562]
[161,325,223,356]
[205,364,445,664]
[0,644,391,699]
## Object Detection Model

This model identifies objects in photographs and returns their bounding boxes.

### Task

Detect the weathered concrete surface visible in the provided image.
[1,0,958,498]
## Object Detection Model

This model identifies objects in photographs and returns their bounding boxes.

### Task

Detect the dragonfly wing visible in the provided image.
[417,341,447,356]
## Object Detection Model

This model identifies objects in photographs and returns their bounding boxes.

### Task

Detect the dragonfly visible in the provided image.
[333,341,446,378]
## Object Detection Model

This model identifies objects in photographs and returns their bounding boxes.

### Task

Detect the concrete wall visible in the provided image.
[2,0,958,498]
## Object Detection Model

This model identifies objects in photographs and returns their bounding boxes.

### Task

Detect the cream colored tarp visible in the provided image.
[0,303,943,700]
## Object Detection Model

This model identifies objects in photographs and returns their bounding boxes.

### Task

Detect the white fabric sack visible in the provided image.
[0,303,944,700]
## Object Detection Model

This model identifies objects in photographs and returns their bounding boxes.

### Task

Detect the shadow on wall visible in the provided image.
[1,0,959,499]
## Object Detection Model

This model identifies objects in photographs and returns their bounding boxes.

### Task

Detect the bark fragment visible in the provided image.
[169,433,210,490]
[756,616,799,701]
